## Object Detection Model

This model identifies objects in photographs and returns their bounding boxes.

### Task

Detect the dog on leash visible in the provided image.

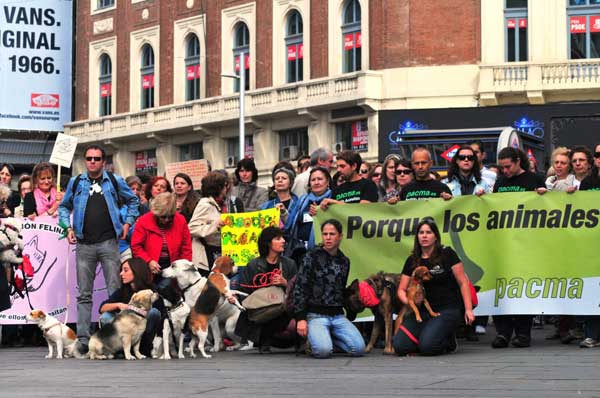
[187,256,247,359]
[151,286,191,360]
[395,266,440,329]
[26,309,82,359]
[344,272,403,354]
[88,289,158,360]
[161,259,207,309]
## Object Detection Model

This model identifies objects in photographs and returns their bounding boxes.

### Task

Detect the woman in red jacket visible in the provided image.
[131,192,192,289]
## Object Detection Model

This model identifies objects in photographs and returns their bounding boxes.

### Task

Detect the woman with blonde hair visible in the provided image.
[131,192,192,288]
[23,162,63,219]
[545,147,576,192]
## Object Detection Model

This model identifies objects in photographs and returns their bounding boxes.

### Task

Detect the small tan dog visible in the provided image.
[26,309,82,359]
[395,266,440,330]
[88,289,158,360]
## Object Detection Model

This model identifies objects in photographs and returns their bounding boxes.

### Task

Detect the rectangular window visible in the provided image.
[227,136,254,159]
[135,149,157,176]
[186,65,201,101]
[141,74,154,109]
[335,119,368,152]
[234,54,250,92]
[279,128,308,160]
[343,32,362,73]
[98,0,114,9]
[505,2,528,62]
[568,1,600,58]
[179,142,204,161]
[286,43,303,83]
[99,83,111,116]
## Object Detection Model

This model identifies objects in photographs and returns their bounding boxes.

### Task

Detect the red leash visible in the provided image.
[239,268,281,288]
[398,324,420,345]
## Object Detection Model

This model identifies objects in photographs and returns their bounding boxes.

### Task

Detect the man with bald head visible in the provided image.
[399,148,452,201]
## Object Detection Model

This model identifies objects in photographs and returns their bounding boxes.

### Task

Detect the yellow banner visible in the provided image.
[220,208,280,266]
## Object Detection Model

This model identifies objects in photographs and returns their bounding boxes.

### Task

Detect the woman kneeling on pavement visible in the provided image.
[236,227,298,353]
[98,257,163,357]
[393,218,475,356]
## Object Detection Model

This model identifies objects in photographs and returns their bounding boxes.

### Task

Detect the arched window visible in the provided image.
[141,44,155,109]
[233,22,250,92]
[99,54,112,116]
[185,34,201,101]
[342,0,361,73]
[285,10,303,83]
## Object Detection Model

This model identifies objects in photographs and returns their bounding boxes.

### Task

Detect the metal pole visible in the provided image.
[239,51,245,161]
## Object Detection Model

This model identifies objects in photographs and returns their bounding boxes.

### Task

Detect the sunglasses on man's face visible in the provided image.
[395,169,412,176]
[594,152,600,158]
[85,157,102,162]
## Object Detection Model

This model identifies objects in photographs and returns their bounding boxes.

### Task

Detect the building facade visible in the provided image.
[65,0,600,181]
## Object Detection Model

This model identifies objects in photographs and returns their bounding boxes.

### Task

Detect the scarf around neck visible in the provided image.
[33,187,57,215]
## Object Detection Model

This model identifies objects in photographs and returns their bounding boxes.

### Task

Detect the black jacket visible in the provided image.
[293,246,350,321]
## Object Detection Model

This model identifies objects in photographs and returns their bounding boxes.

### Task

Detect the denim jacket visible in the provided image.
[442,175,491,197]
[58,170,139,240]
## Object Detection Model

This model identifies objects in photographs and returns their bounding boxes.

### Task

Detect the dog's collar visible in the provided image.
[181,277,203,295]
[168,299,186,313]
[127,305,148,318]
[42,322,61,337]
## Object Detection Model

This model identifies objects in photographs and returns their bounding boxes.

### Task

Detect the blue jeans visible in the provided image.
[76,239,121,344]
[99,308,161,355]
[584,316,600,340]
[307,313,365,358]
[393,308,461,356]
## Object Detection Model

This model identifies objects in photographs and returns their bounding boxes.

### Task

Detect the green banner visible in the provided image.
[314,191,600,315]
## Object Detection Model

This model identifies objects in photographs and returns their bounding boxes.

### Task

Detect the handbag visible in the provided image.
[243,262,287,323]
[243,286,286,323]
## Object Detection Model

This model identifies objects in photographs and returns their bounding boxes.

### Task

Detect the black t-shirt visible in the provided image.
[331,178,378,204]
[579,176,600,191]
[82,178,115,244]
[402,246,462,311]
[493,170,544,193]
[399,179,452,201]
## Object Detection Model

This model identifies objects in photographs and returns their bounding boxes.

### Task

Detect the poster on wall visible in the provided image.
[0,0,73,131]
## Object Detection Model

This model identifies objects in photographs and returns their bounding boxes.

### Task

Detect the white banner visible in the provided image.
[0,0,73,131]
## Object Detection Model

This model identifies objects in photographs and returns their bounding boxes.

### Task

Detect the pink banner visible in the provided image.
[0,217,108,324]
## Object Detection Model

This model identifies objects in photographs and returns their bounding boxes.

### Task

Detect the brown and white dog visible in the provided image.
[344,272,403,354]
[26,309,82,359]
[88,289,159,360]
[187,256,247,358]
[395,266,440,329]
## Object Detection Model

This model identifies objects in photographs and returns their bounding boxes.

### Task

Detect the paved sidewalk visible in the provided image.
[0,329,598,398]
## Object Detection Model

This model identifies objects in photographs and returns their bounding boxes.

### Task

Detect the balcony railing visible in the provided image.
[479,59,600,103]
[65,71,381,142]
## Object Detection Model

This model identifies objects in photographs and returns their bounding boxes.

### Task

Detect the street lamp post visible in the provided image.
[222,50,245,162]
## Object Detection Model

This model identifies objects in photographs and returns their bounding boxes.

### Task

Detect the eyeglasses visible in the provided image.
[85,156,102,162]
[395,169,412,176]
[359,169,369,174]
[371,172,381,177]
[457,155,475,161]
[594,152,600,158]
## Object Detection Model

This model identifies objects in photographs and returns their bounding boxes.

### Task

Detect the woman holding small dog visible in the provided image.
[131,192,192,289]
[23,162,64,219]
[393,218,475,356]
[99,257,163,357]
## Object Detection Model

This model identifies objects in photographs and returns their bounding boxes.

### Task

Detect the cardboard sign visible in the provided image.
[49,133,78,168]
[164,159,209,190]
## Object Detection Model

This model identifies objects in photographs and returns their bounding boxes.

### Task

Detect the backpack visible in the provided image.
[71,172,124,207]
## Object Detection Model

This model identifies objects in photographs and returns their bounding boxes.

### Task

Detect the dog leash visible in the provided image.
[398,324,420,345]
[181,277,203,295]
[42,322,62,338]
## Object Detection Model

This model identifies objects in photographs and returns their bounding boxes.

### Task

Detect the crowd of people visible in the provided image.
[0,139,599,358]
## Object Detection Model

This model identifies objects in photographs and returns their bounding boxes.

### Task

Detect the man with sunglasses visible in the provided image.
[400,148,452,201]
[59,144,139,352]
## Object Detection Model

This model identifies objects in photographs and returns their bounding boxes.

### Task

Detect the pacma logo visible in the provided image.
[30,93,60,108]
